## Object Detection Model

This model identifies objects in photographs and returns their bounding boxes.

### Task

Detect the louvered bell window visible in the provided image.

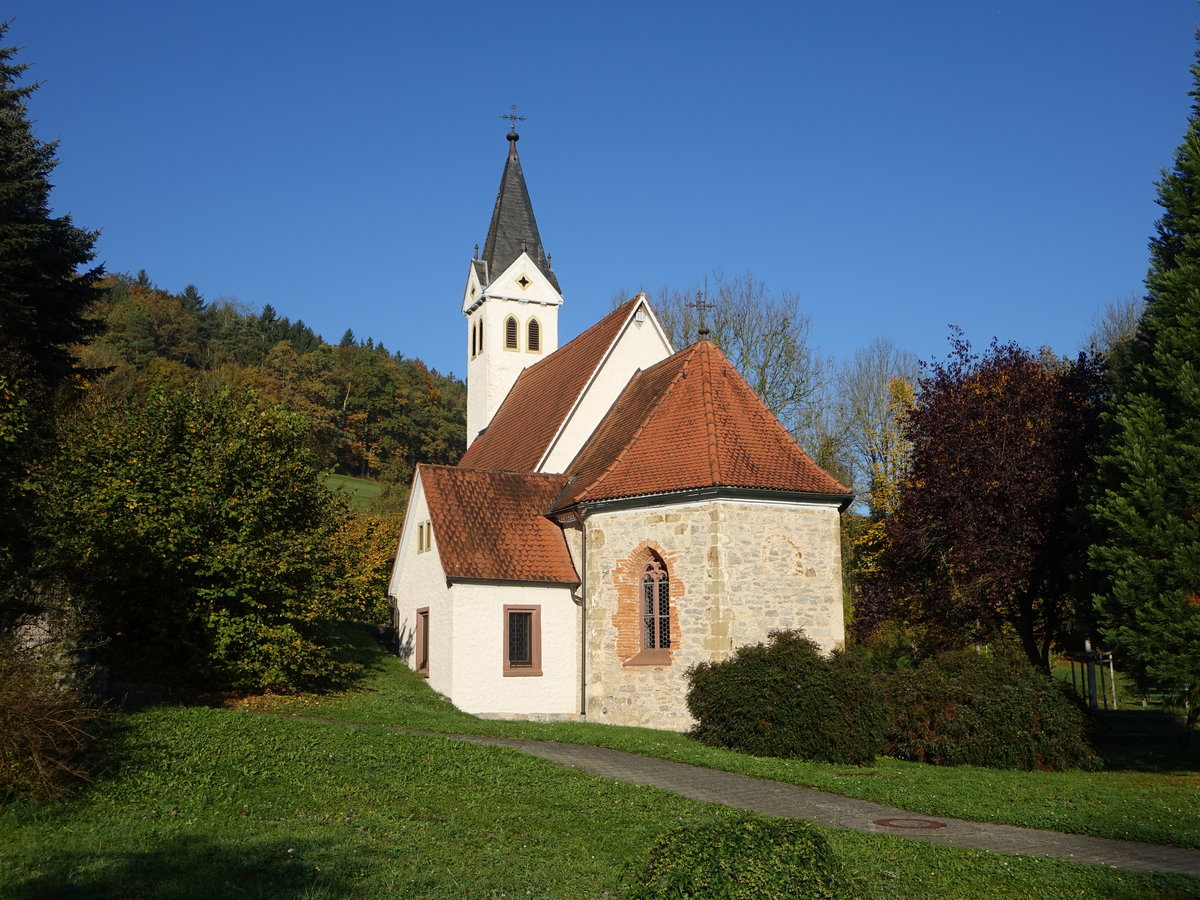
[505,316,518,349]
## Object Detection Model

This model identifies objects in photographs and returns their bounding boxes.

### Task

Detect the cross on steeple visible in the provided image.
[688,292,715,339]
[501,104,526,136]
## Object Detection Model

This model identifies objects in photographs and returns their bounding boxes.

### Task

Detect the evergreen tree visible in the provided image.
[1087,40,1200,731]
[0,26,102,615]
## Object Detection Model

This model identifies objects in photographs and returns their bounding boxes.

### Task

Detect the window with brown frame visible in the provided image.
[504,315,518,350]
[527,318,541,353]
[503,605,542,676]
[415,607,430,676]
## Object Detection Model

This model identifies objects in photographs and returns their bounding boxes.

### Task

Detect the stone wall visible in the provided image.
[582,498,844,731]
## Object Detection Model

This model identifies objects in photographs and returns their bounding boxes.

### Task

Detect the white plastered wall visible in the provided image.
[464,253,562,446]
[389,472,581,719]
[448,581,581,719]
[388,471,455,697]
[538,298,672,473]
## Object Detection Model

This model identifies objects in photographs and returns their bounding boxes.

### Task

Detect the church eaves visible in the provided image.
[479,130,560,292]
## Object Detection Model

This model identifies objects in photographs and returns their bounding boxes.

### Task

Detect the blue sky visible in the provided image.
[7,2,1198,379]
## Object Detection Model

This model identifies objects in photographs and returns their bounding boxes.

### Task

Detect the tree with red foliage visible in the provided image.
[854,333,1103,669]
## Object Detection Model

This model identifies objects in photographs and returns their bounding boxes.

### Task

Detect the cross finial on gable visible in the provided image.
[688,292,715,339]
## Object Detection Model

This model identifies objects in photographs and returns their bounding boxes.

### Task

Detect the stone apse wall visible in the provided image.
[581,498,844,731]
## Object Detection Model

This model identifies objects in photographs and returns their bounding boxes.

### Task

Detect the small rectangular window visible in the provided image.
[503,605,541,676]
[415,608,430,676]
[417,520,432,553]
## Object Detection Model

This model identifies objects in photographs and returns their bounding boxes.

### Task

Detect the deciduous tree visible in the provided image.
[836,336,918,508]
[855,335,1103,669]
[40,384,381,691]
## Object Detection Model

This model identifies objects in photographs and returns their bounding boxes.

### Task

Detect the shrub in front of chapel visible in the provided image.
[881,643,1100,771]
[686,630,886,765]
[622,816,851,900]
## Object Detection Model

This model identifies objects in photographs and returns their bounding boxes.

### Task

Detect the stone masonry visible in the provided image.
[583,498,844,731]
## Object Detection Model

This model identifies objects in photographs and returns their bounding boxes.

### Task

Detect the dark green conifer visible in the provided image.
[1088,38,1200,731]
[0,25,102,604]
[0,26,102,387]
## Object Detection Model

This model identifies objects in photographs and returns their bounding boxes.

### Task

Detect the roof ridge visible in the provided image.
[699,341,722,486]
[576,346,697,504]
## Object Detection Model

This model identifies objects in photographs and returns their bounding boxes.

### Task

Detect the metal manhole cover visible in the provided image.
[872,817,946,830]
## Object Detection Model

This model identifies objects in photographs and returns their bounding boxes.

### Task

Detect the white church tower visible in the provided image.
[462,120,563,447]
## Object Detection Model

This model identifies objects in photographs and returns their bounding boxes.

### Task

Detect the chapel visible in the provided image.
[387,126,852,730]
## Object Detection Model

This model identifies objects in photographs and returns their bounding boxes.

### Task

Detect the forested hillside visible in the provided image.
[77,271,466,492]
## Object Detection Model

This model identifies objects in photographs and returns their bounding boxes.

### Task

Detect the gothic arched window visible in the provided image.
[642,556,671,651]
[527,318,541,353]
[505,315,518,350]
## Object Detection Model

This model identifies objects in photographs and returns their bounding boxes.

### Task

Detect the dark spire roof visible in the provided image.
[479,130,560,292]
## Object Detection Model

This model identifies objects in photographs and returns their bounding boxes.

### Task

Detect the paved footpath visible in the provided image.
[288,715,1200,879]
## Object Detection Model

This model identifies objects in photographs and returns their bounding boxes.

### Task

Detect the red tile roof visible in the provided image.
[420,465,578,584]
[554,340,852,510]
[458,297,643,472]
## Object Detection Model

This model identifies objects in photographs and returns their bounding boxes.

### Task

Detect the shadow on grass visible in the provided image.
[1092,710,1199,773]
[7,834,350,899]
[328,622,391,680]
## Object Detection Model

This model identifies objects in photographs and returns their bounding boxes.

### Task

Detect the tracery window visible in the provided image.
[642,556,671,651]
[505,315,518,350]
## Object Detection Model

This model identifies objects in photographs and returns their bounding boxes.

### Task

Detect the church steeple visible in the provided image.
[462,116,564,448]
[480,127,560,292]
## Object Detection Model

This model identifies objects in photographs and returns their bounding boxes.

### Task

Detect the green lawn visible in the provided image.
[323,474,383,513]
[245,640,1200,850]
[1,705,1196,899]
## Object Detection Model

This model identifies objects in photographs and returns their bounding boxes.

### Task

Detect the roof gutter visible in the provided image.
[559,485,856,516]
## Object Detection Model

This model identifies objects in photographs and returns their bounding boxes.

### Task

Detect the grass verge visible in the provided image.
[1,705,1196,899]
[240,638,1200,850]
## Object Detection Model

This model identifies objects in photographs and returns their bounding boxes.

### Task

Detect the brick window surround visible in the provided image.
[415,607,430,676]
[503,605,542,676]
[614,545,680,667]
